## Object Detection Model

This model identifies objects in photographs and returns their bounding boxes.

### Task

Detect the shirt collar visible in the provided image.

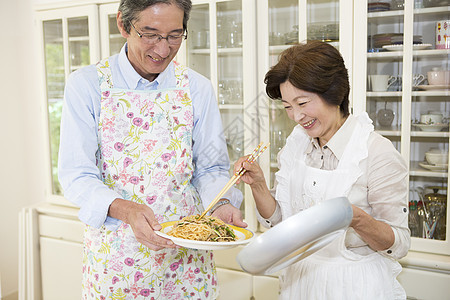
[326,115,356,160]
[304,114,356,160]
[118,43,175,90]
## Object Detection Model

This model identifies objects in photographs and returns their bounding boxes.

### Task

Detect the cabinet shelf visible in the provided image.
[109,33,123,40]
[410,161,448,178]
[368,49,450,59]
[412,90,450,97]
[68,36,89,42]
[375,127,401,136]
[190,48,211,54]
[218,47,243,55]
[410,130,449,138]
[368,6,450,23]
[218,104,244,110]
[367,91,402,97]
[367,90,450,97]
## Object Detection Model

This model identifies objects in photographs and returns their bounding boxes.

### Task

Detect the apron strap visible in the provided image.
[96,58,114,91]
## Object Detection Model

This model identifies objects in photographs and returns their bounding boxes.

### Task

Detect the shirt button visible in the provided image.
[266,220,270,223]
[403,208,407,213]
[387,250,392,254]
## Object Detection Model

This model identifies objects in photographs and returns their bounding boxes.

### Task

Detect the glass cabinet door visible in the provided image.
[37,5,100,199]
[408,4,449,250]
[365,1,404,153]
[259,0,351,191]
[184,0,258,227]
[100,3,127,58]
[43,19,65,195]
[357,1,450,255]
[187,3,211,80]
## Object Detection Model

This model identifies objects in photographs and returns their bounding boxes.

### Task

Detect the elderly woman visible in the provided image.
[235,41,410,299]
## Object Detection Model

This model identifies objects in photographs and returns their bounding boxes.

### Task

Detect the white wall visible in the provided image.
[0,0,46,297]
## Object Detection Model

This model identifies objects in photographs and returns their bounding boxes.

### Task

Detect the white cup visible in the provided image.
[427,70,450,85]
[413,74,426,86]
[370,75,396,92]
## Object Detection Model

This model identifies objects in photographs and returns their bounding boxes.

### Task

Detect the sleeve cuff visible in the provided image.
[378,226,410,259]
[256,202,282,228]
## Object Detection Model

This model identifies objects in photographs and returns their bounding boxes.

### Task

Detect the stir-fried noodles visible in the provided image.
[167,215,237,242]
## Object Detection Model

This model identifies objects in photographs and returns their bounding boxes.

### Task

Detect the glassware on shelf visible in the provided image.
[377,102,395,127]
[227,20,242,48]
[416,186,447,240]
[285,25,299,44]
[271,130,286,161]
[218,80,242,104]
[409,201,420,237]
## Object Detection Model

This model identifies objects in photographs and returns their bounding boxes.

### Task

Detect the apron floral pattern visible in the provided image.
[82,59,218,299]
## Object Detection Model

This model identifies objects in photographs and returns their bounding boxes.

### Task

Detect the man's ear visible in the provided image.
[116,11,130,39]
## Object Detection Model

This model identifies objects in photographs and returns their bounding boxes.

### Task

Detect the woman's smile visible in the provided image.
[302,118,316,129]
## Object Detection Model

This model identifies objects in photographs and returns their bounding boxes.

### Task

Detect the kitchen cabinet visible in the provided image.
[351,1,450,299]
[19,203,84,300]
[353,1,450,254]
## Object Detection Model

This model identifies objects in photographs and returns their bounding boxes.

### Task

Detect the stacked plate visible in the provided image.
[369,34,422,49]
[368,2,390,12]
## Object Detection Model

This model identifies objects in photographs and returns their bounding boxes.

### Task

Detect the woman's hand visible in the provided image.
[108,198,178,251]
[234,155,266,187]
[350,205,395,251]
[233,155,277,219]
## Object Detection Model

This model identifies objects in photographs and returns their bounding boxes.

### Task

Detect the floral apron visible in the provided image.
[81,59,217,299]
[275,113,405,300]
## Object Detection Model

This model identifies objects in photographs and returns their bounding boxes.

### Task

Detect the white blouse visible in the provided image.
[258,115,411,260]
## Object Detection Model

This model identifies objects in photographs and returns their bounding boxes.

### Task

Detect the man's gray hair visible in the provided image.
[119,0,192,33]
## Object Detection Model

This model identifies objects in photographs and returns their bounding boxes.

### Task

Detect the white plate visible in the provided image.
[155,221,254,250]
[416,84,450,91]
[419,162,448,171]
[412,123,449,132]
[382,44,432,51]
[236,197,353,275]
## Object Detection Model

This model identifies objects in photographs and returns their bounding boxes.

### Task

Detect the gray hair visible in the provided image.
[118,0,192,34]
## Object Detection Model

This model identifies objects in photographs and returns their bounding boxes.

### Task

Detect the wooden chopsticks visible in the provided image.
[199,142,270,218]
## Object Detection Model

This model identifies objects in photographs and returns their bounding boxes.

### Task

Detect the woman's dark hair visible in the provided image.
[119,0,192,34]
[265,41,350,117]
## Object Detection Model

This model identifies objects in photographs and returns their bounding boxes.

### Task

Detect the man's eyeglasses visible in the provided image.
[130,22,187,45]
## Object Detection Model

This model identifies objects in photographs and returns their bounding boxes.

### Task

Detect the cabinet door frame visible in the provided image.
[99,2,123,58]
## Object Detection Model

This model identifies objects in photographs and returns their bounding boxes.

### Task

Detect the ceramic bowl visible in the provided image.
[420,113,443,124]
[425,149,449,165]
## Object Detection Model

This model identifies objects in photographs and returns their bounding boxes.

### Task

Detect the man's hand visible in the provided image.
[108,198,177,251]
[211,203,248,228]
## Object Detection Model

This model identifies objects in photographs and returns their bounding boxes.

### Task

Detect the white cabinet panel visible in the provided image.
[40,237,83,300]
[398,267,450,300]
[216,268,252,300]
[38,215,84,243]
[253,275,279,300]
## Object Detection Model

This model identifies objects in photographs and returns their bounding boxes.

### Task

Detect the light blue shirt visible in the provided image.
[58,44,242,231]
